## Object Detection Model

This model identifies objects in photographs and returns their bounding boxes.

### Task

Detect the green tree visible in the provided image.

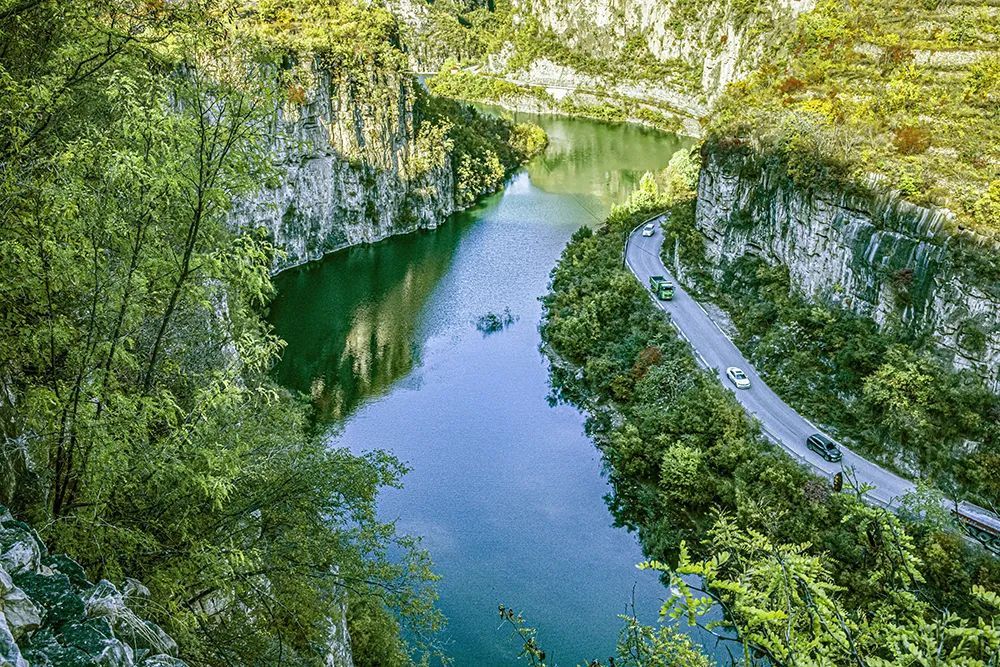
[644,507,1000,665]
[0,1,442,663]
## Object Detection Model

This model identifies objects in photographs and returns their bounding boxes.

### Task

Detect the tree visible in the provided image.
[0,2,442,663]
[643,507,1000,666]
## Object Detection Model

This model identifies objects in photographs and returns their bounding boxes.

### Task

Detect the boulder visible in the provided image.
[0,522,42,576]
[0,508,189,667]
[139,656,187,667]
[0,612,28,667]
[20,626,92,667]
[83,581,126,621]
[45,555,89,589]
[0,579,42,639]
[14,571,85,631]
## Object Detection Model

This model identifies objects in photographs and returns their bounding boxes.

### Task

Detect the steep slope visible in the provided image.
[0,506,188,667]
[235,66,454,270]
[693,142,1000,391]
[234,65,543,272]
[411,0,813,133]
[229,0,545,271]
[407,0,1000,390]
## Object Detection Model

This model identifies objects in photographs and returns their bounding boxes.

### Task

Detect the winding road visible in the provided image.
[626,218,916,508]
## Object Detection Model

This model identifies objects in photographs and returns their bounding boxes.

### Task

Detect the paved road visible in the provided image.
[626,219,916,508]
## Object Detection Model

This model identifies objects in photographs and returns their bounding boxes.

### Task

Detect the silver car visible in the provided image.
[642,223,655,237]
[726,367,751,389]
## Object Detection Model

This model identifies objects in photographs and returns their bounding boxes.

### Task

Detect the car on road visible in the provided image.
[642,223,655,237]
[725,367,751,389]
[806,433,843,462]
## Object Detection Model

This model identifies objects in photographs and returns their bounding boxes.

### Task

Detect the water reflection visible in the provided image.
[486,105,692,218]
[269,206,482,421]
[270,112,692,427]
[268,111,698,663]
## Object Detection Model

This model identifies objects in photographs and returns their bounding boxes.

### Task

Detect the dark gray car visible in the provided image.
[806,433,842,462]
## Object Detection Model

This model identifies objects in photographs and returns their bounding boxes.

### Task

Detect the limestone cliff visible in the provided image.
[692,146,1000,391]
[234,66,456,272]
[510,0,812,102]
[412,0,813,134]
[236,60,541,273]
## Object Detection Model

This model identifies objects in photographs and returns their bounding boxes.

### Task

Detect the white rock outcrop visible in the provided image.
[233,66,456,272]
[694,149,1000,391]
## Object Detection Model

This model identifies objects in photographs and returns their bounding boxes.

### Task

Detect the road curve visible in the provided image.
[626,218,916,508]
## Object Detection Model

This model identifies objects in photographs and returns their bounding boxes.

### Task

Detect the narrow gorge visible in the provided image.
[2,0,998,666]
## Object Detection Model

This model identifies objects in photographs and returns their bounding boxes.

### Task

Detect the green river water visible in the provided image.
[268,110,720,664]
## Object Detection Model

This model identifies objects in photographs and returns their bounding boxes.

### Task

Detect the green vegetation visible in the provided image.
[643,509,1000,666]
[427,67,684,133]
[0,0,548,663]
[712,0,1000,236]
[418,0,999,236]
[699,254,1000,508]
[539,169,1000,664]
[429,63,551,100]
[418,92,547,206]
[405,0,514,65]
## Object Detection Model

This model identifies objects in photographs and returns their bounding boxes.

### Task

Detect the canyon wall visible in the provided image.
[396,0,814,135]
[511,0,812,102]
[234,67,456,272]
[694,147,1000,390]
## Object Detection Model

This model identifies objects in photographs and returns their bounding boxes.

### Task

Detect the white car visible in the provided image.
[642,223,655,237]
[726,367,751,389]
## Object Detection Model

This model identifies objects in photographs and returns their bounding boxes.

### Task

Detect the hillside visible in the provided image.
[0,1,542,664]
[408,0,999,237]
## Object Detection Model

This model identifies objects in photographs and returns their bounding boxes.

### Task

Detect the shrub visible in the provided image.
[894,125,931,155]
[778,76,805,94]
[286,83,307,105]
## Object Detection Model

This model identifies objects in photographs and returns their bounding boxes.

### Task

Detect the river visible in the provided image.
[268,111,714,664]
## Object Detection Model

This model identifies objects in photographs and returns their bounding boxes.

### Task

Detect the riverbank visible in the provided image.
[539,192,1000,661]
[426,67,694,136]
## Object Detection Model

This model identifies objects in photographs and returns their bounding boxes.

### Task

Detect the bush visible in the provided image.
[778,75,805,94]
[894,125,931,155]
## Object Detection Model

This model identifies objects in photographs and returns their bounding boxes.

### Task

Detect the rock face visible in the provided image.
[512,0,812,102]
[0,506,187,667]
[389,0,814,134]
[235,66,456,272]
[694,147,1000,391]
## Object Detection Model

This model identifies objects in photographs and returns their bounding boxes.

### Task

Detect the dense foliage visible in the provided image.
[415,0,1000,236]
[702,254,1000,508]
[0,0,551,663]
[417,92,547,206]
[711,0,1000,236]
[539,171,1000,663]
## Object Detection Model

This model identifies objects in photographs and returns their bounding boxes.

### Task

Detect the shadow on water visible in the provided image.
[269,203,490,422]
